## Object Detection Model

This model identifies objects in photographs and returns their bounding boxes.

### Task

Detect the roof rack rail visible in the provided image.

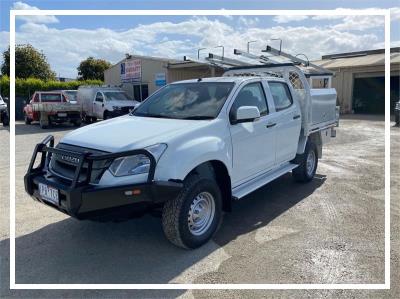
[262,45,334,76]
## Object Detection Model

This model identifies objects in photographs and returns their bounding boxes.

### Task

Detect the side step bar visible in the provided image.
[232,163,298,199]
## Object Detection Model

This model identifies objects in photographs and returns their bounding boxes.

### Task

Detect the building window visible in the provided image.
[133,84,149,101]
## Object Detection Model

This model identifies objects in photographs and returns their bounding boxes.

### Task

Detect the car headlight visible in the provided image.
[108,143,167,177]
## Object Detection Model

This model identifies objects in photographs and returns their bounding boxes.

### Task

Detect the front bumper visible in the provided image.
[24,135,183,220]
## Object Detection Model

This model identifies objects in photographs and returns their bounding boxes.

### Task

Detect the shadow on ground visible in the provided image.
[1,172,324,289]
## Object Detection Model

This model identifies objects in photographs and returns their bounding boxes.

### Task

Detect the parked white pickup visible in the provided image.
[25,65,338,249]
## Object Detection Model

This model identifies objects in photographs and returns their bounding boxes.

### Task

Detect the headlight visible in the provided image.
[108,143,167,177]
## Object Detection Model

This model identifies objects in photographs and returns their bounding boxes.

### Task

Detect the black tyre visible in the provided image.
[72,119,81,127]
[292,141,318,183]
[2,113,9,126]
[162,174,222,249]
[395,113,400,126]
[103,111,110,120]
[84,115,92,124]
[24,114,31,125]
[39,118,49,129]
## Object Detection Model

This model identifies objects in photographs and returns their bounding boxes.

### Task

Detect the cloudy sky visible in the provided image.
[0,0,399,78]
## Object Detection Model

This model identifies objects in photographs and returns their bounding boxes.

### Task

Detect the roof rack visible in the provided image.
[262,45,334,76]
[181,45,334,77]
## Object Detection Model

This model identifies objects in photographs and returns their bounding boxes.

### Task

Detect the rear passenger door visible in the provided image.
[267,81,301,164]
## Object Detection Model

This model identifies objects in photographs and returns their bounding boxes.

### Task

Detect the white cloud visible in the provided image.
[332,15,384,31]
[310,8,390,31]
[273,15,308,24]
[13,1,59,24]
[0,15,384,78]
[391,7,400,21]
[238,16,260,27]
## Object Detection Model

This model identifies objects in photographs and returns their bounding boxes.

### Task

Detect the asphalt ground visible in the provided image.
[0,115,398,298]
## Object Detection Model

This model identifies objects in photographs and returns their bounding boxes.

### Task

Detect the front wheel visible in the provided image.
[292,141,318,183]
[162,175,222,249]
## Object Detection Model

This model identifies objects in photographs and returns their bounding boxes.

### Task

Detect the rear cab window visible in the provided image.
[40,93,62,102]
[269,82,293,111]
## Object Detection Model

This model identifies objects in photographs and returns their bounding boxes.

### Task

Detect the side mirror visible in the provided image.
[233,106,260,124]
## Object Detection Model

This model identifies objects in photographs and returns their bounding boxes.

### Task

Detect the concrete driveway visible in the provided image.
[0,116,398,298]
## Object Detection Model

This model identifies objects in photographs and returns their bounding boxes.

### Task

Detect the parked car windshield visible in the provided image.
[104,91,133,102]
[133,82,234,120]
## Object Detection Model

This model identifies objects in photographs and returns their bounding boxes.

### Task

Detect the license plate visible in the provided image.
[58,112,67,117]
[39,183,59,205]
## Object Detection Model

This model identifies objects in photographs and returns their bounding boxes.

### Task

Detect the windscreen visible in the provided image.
[104,91,133,102]
[133,82,234,120]
[41,94,62,102]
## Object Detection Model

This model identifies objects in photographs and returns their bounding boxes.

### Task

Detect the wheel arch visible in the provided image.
[297,131,322,158]
[185,160,232,212]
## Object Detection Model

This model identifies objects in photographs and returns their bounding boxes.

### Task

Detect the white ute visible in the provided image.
[25,64,338,249]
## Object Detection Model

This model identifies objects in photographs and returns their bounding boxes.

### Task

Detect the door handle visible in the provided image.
[293,115,301,120]
[266,123,276,128]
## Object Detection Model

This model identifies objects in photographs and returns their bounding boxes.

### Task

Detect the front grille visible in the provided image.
[49,143,111,184]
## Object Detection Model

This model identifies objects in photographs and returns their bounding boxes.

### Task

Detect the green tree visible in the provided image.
[1,44,56,80]
[77,57,112,81]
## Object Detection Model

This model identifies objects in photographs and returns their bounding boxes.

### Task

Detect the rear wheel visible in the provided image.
[24,114,31,125]
[2,113,9,126]
[162,174,222,249]
[292,141,318,183]
[39,115,50,129]
[72,118,81,127]
[84,115,92,124]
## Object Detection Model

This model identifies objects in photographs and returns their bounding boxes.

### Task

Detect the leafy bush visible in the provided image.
[0,75,103,98]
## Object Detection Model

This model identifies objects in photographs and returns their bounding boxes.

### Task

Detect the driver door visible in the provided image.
[93,92,105,118]
[229,81,277,186]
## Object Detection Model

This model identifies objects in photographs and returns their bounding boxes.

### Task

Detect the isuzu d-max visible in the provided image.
[25,65,338,249]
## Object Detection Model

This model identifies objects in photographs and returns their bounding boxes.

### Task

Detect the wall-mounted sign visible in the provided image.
[155,72,166,86]
[121,59,141,82]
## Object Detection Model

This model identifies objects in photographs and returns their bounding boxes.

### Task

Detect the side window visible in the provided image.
[95,92,104,102]
[33,93,39,102]
[269,82,293,111]
[230,82,268,118]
